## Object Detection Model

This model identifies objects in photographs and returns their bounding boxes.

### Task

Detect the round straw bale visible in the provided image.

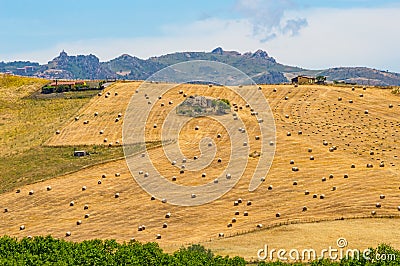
[376,202,381,208]
[29,190,34,195]
[82,186,86,191]
[163,223,168,228]
[84,204,89,210]
[115,193,120,198]
[162,198,167,203]
[55,130,60,135]
[46,186,52,191]
[98,180,102,184]
[305,190,310,195]
[275,213,281,218]
[84,214,90,218]
[20,225,25,230]
[302,206,308,211]
[66,231,71,237]
[257,224,263,228]
[379,194,385,199]
[165,212,171,218]
[344,174,349,178]
[76,220,82,225]
[244,211,249,216]
[70,201,74,206]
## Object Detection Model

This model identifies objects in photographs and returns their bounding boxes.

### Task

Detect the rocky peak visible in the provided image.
[211,47,224,55]
[252,49,269,58]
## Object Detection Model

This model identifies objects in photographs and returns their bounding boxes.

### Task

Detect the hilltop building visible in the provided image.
[291,75,316,85]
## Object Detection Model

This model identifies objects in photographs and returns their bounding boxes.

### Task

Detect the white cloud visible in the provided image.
[267,7,400,72]
[1,6,400,73]
[234,0,308,42]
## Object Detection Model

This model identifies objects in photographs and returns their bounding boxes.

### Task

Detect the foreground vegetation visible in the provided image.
[0,236,398,265]
[0,236,246,265]
[0,75,123,193]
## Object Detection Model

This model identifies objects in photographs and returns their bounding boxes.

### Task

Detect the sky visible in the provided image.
[0,0,399,72]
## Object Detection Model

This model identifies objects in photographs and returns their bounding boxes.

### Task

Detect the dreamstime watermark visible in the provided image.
[122,60,276,206]
[257,238,396,262]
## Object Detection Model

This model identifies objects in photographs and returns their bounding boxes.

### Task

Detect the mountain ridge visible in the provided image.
[1,47,399,86]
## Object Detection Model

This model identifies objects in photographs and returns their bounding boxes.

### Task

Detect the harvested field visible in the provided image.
[1,81,399,257]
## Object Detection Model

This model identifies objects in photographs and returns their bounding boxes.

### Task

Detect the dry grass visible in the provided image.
[0,82,399,258]
[0,76,125,192]
[202,218,400,261]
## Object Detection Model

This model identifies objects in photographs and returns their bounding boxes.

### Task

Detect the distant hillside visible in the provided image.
[317,67,400,86]
[2,48,400,85]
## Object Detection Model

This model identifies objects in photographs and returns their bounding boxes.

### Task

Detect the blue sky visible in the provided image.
[1,0,400,72]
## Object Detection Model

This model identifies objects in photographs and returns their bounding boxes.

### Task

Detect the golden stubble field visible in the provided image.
[1,81,399,260]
